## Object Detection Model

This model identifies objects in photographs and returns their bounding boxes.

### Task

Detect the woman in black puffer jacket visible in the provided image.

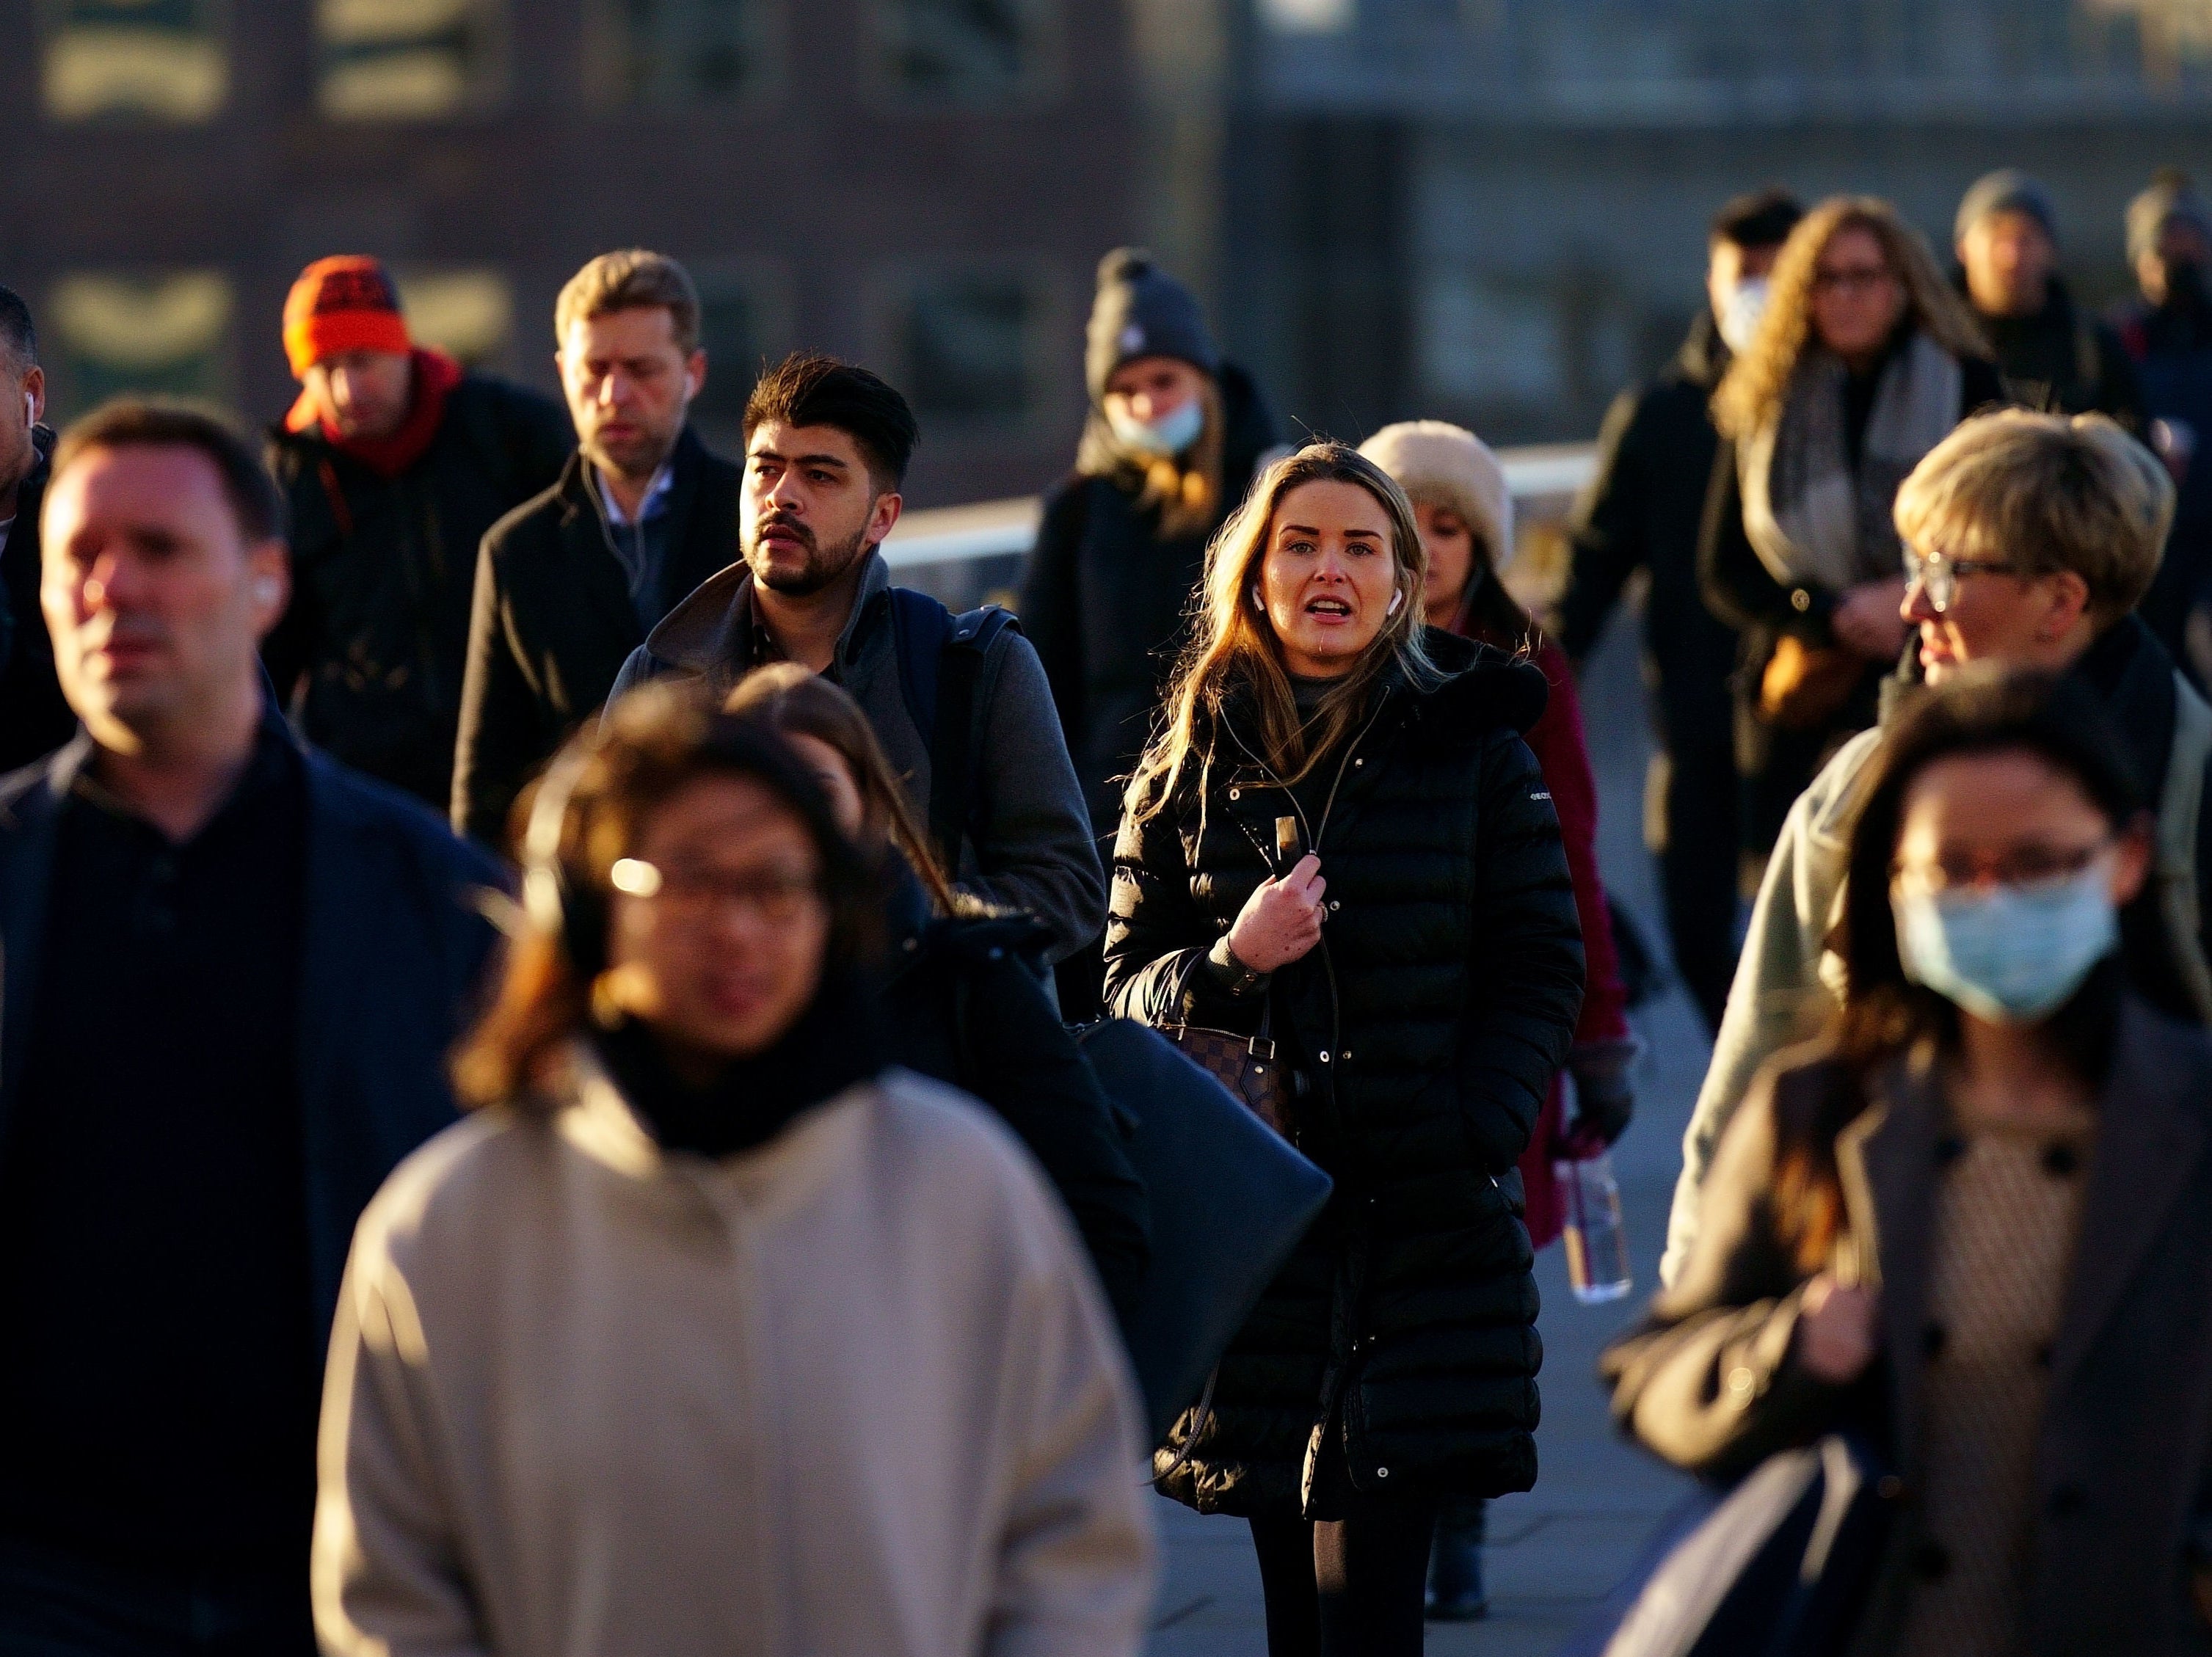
[1106,444,1585,1656]
[727,664,1150,1325]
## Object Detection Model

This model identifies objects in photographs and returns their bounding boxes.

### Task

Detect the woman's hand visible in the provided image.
[1226,853,1327,973]
[1831,577,1910,662]
[1797,1274,1880,1384]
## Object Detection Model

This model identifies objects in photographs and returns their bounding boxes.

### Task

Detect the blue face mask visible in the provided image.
[1107,397,1204,459]
[1891,861,2119,1024]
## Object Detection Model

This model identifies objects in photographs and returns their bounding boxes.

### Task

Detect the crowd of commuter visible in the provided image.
[0,161,2209,1657]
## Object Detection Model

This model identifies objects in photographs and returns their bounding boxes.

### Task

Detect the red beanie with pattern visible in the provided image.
[283,256,410,376]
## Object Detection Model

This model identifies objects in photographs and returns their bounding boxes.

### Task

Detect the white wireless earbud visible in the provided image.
[22,393,32,428]
[1387,589,1404,617]
[252,576,281,605]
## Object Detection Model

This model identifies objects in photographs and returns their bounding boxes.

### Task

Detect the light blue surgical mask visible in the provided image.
[1717,275,1772,355]
[1107,397,1204,459]
[1891,859,2119,1024]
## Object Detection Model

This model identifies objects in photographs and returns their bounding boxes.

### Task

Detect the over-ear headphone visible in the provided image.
[523,738,608,980]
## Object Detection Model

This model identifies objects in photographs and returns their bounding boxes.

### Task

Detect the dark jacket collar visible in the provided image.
[636,545,895,685]
[1673,309,1729,390]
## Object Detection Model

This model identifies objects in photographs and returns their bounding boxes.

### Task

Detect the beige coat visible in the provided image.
[313,1052,1157,1657]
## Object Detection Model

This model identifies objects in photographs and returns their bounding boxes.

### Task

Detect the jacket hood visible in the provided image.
[638,547,892,681]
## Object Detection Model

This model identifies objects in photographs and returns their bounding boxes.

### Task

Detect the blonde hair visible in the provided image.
[1713,196,1990,443]
[555,249,701,354]
[1126,443,1441,823]
[723,663,960,914]
[1893,409,2174,624]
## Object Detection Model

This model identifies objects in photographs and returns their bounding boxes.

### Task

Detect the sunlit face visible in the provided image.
[558,306,704,481]
[1904,542,2089,684]
[41,443,288,750]
[1958,210,2056,320]
[1103,356,1207,431]
[302,349,413,443]
[603,775,830,1065]
[1256,478,1401,680]
[741,421,898,599]
[1893,749,2147,910]
[1810,225,1908,361]
[1413,498,1479,626]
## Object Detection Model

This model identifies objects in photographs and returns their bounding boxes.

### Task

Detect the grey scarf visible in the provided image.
[1739,331,1962,593]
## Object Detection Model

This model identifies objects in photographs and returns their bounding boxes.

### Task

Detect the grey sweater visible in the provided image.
[609,552,1105,963]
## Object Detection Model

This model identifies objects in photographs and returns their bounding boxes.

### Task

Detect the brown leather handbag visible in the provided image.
[1165,1021,1292,1140]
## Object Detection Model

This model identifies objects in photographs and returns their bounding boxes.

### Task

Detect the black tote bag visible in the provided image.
[1076,1018,1334,1446]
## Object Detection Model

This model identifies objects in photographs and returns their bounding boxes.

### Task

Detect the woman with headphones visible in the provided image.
[1105,443,1586,1656]
[310,682,1154,1656]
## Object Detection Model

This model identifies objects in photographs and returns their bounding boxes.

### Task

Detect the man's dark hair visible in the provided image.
[742,352,920,490]
[1711,189,1805,251]
[51,398,286,544]
[0,285,36,369]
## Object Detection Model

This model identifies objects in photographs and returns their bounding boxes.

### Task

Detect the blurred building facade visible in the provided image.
[7,0,1139,506]
[1196,0,2212,445]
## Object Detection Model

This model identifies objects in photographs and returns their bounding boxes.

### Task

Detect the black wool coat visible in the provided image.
[1104,633,1586,1517]
[877,872,1150,1325]
[265,375,572,812]
[450,426,739,847]
[1020,363,1281,838]
[0,443,76,776]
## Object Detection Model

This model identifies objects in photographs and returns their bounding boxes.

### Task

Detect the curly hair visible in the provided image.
[1712,195,1990,443]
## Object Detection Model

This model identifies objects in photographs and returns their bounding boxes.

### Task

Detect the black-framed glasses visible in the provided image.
[1902,546,2020,614]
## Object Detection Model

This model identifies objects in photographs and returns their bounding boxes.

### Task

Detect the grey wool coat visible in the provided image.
[1604,998,2212,1656]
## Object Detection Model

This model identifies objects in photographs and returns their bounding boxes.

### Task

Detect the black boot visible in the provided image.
[1425,1494,1489,1622]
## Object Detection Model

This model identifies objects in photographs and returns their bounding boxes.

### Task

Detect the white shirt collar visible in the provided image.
[597,462,674,529]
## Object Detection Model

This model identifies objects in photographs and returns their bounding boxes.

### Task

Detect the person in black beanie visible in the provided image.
[1021,248,1284,1019]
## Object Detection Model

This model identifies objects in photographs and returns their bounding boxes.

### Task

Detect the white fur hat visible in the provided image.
[1358,420,1516,576]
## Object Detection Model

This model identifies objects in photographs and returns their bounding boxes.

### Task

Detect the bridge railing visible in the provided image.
[881,442,1599,614]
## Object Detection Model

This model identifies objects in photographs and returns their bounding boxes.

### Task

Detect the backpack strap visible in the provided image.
[926,604,1022,874]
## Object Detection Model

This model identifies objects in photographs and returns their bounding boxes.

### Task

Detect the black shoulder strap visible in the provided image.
[925,603,1021,873]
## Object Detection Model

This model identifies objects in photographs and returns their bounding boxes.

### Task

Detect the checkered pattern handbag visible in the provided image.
[1165,1024,1292,1140]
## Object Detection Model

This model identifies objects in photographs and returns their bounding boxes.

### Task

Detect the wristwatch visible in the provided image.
[1209,936,1267,998]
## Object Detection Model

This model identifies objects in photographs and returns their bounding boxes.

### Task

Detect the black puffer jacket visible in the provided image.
[1021,363,1281,837]
[1104,633,1586,1516]
[878,871,1151,1325]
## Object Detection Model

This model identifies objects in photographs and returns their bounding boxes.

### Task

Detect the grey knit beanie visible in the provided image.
[1954,169,2059,247]
[2128,171,2212,265]
[1084,248,1220,401]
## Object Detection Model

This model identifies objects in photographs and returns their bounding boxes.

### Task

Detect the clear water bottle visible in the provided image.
[1557,1152,1632,1305]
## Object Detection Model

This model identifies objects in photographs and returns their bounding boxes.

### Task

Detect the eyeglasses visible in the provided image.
[1812,263,1897,296]
[1892,837,2111,897]
[608,856,823,925]
[1902,546,2020,614]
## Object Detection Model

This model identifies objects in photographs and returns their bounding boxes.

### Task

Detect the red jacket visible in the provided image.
[1460,620,1631,1248]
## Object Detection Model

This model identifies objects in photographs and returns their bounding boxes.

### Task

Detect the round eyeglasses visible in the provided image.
[1902,546,2019,614]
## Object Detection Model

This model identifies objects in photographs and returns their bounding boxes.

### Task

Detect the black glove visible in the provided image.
[1567,1036,1639,1149]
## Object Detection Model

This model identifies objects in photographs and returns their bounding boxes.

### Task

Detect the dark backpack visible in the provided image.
[885,586,1022,875]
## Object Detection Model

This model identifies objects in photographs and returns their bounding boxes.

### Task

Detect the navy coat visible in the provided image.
[0,726,502,1340]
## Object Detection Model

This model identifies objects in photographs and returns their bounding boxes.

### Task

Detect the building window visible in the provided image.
[589,0,771,106]
[318,0,503,121]
[682,266,787,448]
[1256,0,1353,33]
[870,0,1054,104]
[48,271,233,418]
[1416,272,1562,409]
[396,269,513,368]
[40,0,228,123]
[894,272,1041,429]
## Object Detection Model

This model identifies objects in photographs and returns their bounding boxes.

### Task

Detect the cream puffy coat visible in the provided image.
[313,1052,1156,1657]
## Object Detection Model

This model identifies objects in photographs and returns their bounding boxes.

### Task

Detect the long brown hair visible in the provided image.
[1711,195,1991,443]
[452,682,883,1110]
[1126,442,1442,822]
[1769,667,2143,1270]
[723,662,959,914]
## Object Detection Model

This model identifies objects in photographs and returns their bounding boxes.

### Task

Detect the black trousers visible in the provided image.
[1652,729,1741,1036]
[1248,1498,1440,1657]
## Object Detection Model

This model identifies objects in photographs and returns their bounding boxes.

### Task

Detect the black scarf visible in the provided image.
[594,970,886,1159]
